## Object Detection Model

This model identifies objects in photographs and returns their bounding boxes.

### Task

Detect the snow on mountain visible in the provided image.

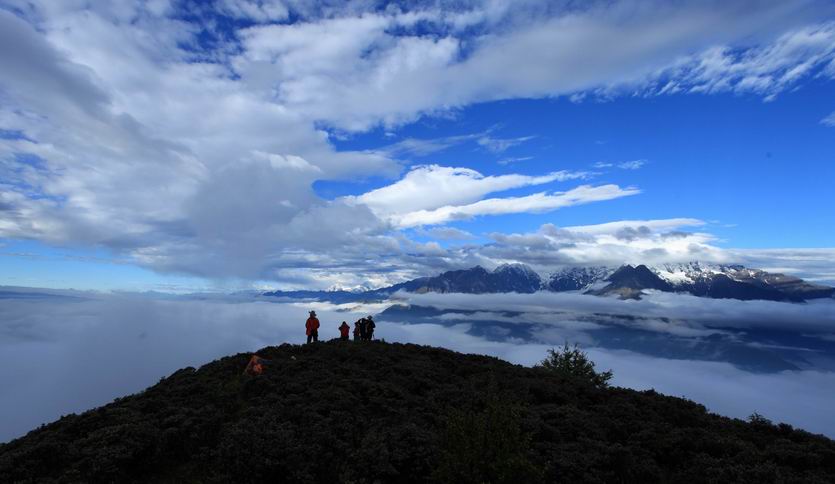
[650,262,744,286]
[494,262,542,280]
[546,266,614,291]
[264,261,833,302]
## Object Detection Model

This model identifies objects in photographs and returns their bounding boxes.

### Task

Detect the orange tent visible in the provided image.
[243,355,271,375]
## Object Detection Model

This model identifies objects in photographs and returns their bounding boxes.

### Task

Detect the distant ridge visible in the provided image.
[264,262,834,302]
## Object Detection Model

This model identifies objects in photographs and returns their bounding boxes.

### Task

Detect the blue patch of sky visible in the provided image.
[326,80,835,249]
[0,129,28,140]
[0,240,214,293]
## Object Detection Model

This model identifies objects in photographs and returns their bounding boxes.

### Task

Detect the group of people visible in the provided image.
[305,311,377,343]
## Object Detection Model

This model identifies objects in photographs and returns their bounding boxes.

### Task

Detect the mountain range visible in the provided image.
[265,262,834,302]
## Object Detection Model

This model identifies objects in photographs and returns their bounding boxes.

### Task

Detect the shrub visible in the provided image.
[537,342,613,388]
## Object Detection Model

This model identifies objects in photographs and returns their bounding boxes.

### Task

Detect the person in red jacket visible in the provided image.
[338,321,350,341]
[305,310,320,343]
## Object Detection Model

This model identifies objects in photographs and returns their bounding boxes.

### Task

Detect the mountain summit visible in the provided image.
[2,341,834,482]
[265,262,833,302]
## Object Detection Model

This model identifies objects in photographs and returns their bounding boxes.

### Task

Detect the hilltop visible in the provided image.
[2,341,835,483]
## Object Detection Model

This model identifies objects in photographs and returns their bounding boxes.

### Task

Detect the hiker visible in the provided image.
[305,310,320,343]
[339,321,350,341]
[365,315,376,341]
[358,317,368,341]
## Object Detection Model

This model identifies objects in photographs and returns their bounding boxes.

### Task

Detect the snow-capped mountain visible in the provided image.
[546,266,613,292]
[651,262,835,300]
[264,262,834,302]
[391,264,543,294]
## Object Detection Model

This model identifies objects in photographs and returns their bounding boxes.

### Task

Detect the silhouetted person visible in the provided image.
[353,320,361,341]
[365,315,376,341]
[305,310,320,343]
[358,318,368,341]
[339,321,350,341]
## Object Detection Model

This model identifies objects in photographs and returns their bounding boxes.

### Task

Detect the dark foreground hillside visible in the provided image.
[2,342,834,483]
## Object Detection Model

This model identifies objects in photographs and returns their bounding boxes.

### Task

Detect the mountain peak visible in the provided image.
[265,262,833,302]
[493,262,539,276]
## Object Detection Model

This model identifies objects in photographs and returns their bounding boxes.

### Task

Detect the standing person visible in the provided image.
[366,315,376,341]
[353,319,361,341]
[305,311,320,344]
[358,317,368,341]
[339,321,350,341]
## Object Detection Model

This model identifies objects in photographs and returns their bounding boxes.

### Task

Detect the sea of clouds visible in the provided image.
[1,288,834,443]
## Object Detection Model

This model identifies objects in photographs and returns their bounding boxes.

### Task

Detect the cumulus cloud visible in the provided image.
[477,218,722,271]
[349,164,594,226]
[394,184,640,228]
[233,1,834,130]
[1,0,834,287]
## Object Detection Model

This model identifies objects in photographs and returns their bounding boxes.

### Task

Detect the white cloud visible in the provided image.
[377,132,483,157]
[593,160,647,170]
[1,1,834,287]
[822,111,835,126]
[497,156,533,165]
[350,164,591,220]
[218,0,289,22]
[478,218,721,270]
[618,159,647,170]
[477,135,536,153]
[564,218,706,235]
[632,21,835,101]
[731,248,835,286]
[228,1,833,131]
[403,290,835,334]
[395,184,640,228]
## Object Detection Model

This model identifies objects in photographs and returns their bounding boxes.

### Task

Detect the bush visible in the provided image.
[537,342,613,388]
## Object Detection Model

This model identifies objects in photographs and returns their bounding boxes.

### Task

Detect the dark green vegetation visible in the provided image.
[2,341,835,483]
[538,342,614,389]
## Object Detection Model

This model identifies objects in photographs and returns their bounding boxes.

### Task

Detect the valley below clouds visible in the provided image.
[2,287,834,443]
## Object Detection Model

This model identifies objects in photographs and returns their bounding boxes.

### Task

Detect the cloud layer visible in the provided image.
[2,289,835,444]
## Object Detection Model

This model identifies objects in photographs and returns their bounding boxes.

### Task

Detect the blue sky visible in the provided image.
[1,0,835,291]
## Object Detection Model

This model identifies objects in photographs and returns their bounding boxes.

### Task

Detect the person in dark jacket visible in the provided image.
[338,321,350,341]
[353,320,361,341]
[357,318,367,341]
[365,315,376,341]
[305,311,320,343]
